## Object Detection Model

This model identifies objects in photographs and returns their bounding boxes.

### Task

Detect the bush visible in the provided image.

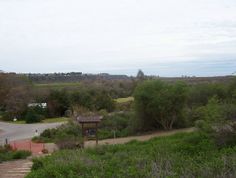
[134,80,188,130]
[195,97,236,147]
[212,122,236,147]
[98,112,134,139]
[12,150,31,159]
[33,121,82,144]
[25,109,44,123]
[0,146,31,163]
[31,159,44,170]
[56,137,82,150]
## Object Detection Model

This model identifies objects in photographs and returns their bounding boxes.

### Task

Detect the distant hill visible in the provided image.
[157,76,235,84]
[19,72,235,85]
[21,72,130,83]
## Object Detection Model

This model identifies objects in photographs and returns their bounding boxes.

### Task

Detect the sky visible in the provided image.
[0,0,236,76]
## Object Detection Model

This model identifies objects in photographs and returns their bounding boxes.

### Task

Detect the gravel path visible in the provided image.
[85,127,195,148]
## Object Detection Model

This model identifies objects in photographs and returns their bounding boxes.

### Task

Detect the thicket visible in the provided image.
[133,78,236,132]
[98,112,134,139]
[134,80,188,130]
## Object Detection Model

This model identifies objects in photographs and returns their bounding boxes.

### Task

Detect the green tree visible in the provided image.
[134,80,188,130]
[47,90,70,117]
[0,73,32,119]
[136,69,145,81]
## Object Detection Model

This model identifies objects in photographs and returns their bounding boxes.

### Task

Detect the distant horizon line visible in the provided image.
[1,70,235,78]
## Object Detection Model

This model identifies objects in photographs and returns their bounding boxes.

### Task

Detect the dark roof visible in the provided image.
[77,116,102,123]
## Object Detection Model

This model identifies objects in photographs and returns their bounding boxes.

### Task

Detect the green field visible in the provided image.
[115,96,134,103]
[6,117,69,124]
[26,132,236,178]
[34,82,81,89]
[42,117,69,123]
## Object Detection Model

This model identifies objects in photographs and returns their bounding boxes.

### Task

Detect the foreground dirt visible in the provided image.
[85,127,195,148]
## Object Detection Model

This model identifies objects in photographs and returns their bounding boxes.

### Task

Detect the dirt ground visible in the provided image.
[84,127,195,148]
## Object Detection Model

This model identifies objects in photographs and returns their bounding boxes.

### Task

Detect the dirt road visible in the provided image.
[85,127,195,147]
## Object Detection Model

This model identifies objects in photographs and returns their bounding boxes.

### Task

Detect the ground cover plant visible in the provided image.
[26,132,236,178]
[0,145,31,163]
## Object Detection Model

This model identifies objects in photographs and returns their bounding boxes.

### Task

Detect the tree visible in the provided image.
[0,73,32,119]
[4,86,31,119]
[94,91,115,112]
[136,69,145,80]
[47,90,70,117]
[134,80,188,130]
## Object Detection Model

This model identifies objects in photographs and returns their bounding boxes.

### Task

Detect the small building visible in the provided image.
[77,116,102,147]
[28,103,47,109]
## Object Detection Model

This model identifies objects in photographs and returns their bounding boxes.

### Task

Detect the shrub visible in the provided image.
[98,112,134,139]
[25,109,44,123]
[56,137,82,150]
[31,159,44,170]
[12,150,31,159]
[212,122,236,147]
[195,97,236,147]
[33,121,82,144]
[0,146,31,163]
[134,80,188,130]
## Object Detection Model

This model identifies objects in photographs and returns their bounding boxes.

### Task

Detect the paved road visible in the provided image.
[0,121,64,145]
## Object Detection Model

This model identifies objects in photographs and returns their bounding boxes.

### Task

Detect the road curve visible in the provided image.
[0,121,65,145]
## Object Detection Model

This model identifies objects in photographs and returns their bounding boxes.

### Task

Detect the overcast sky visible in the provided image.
[0,0,236,76]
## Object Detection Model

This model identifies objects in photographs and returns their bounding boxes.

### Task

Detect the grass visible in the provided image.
[34,82,80,89]
[41,117,69,123]
[4,117,69,124]
[10,120,26,124]
[115,96,134,103]
[26,132,236,178]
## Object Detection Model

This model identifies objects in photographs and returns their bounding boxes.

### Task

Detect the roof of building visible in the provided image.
[77,116,102,123]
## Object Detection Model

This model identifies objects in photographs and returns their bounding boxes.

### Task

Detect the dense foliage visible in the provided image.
[195,96,236,147]
[134,80,188,130]
[0,73,32,120]
[98,112,134,139]
[26,132,236,178]
[133,78,236,131]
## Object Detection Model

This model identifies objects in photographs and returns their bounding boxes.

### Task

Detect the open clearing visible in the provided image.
[34,82,80,88]
[115,96,134,103]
